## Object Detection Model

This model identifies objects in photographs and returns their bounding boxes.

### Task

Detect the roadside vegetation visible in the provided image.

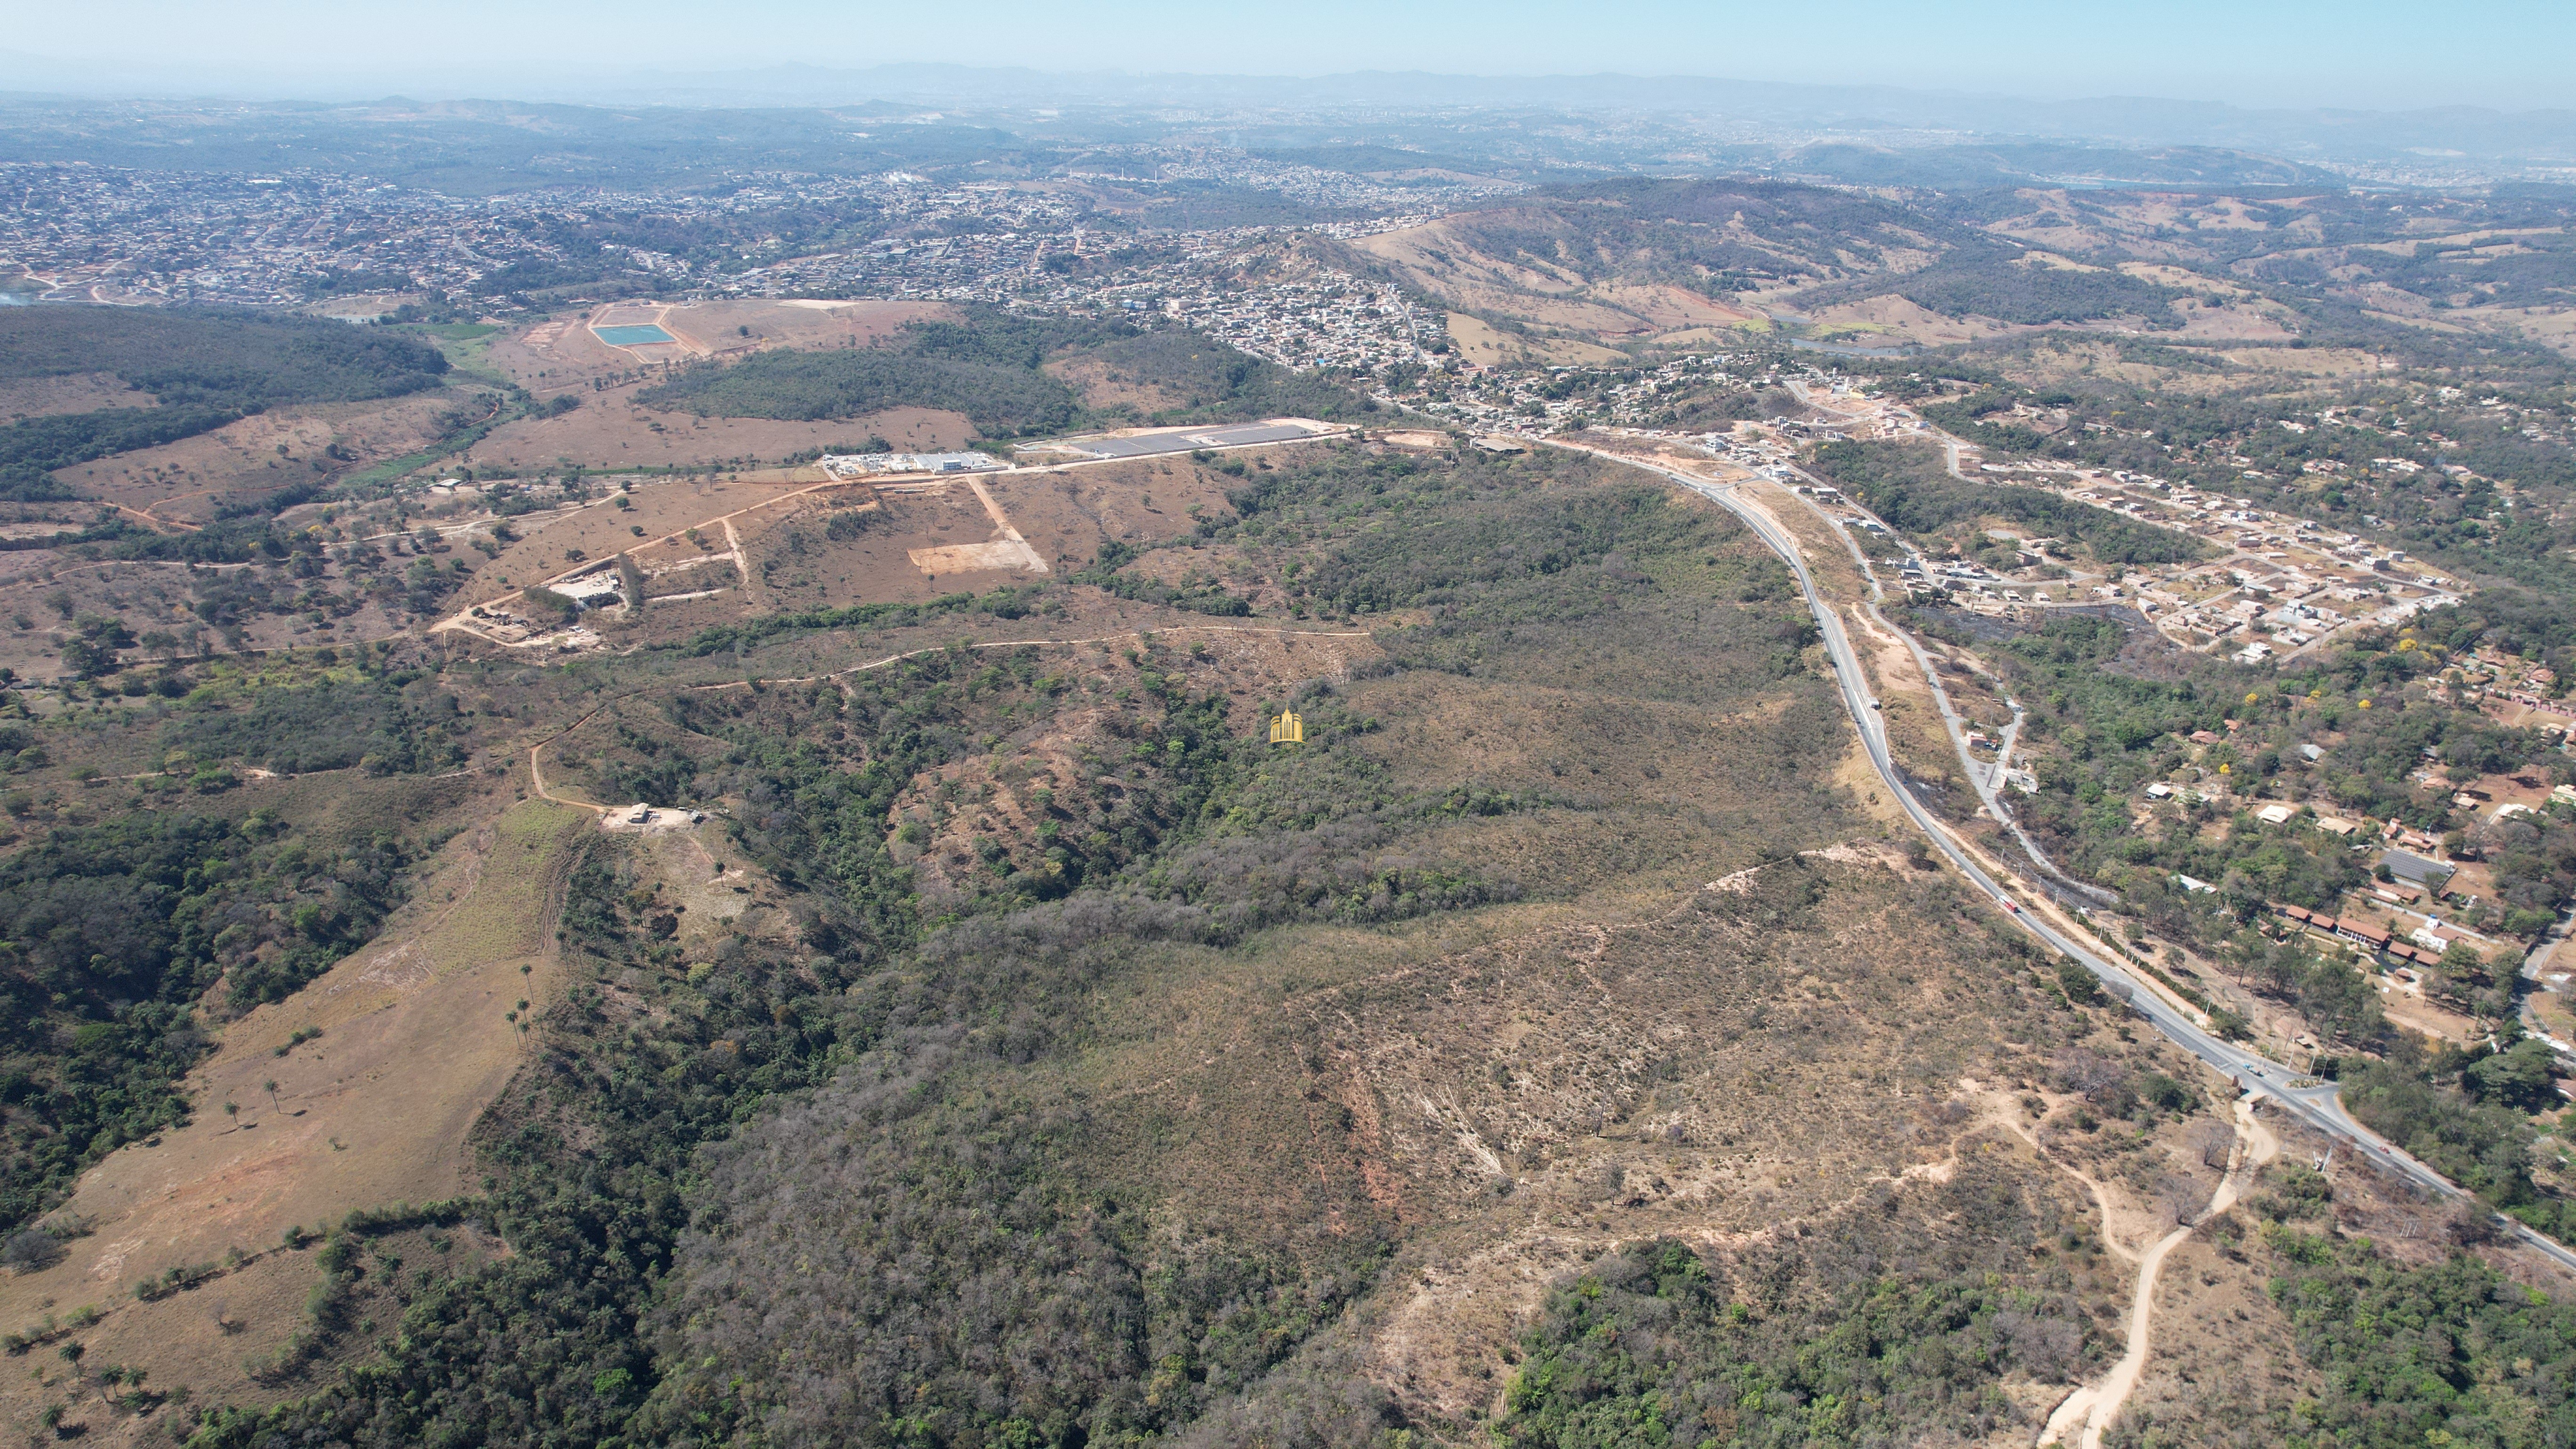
[1883,509,2576,1253]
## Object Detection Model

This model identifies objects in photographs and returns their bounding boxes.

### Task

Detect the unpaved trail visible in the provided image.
[2041,1098,2278,1448]
[527,710,611,812]
[1982,1089,2141,1265]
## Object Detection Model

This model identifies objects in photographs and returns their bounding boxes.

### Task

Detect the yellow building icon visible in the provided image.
[1269,709,1305,745]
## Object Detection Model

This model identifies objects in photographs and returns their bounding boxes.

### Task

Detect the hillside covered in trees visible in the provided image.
[637,307,1371,437]
[0,306,450,499]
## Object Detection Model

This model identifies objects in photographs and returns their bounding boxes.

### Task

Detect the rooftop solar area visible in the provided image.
[1200,422,1321,446]
[1066,434,1202,459]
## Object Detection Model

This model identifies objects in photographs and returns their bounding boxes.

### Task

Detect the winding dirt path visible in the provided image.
[2040,1098,2279,1448]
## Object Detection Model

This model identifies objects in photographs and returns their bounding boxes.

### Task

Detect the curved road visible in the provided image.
[1766,460,2120,908]
[1579,448,2576,1276]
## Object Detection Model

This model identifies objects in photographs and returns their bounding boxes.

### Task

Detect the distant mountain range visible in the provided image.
[1,57,2571,185]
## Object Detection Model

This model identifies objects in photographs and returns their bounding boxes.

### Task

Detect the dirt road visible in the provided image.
[2040,1098,2279,1448]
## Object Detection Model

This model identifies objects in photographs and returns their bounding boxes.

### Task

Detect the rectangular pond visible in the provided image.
[593,323,676,346]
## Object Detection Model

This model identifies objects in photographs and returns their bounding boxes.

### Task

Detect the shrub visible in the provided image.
[1,1229,63,1274]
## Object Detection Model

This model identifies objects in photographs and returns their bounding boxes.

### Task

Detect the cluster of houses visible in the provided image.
[2435,646,2576,724]
[2268,900,2487,983]
[2272,902,2440,972]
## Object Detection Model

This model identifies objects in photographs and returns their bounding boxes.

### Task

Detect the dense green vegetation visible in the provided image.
[2325,1029,2576,1246]
[0,306,450,499]
[1501,1229,2095,1449]
[2257,1229,2576,1449]
[162,671,472,776]
[1082,330,1378,425]
[699,646,1245,919]
[0,405,245,499]
[0,810,417,1230]
[2339,1050,2541,1203]
[0,306,451,406]
[639,310,1130,436]
[638,344,1082,435]
[637,310,1372,439]
[1886,252,2184,327]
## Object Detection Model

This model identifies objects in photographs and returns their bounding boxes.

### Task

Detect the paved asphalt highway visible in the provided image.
[1576,447,2576,1276]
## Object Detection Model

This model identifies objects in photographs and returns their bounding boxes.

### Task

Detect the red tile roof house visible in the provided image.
[2270,901,2335,934]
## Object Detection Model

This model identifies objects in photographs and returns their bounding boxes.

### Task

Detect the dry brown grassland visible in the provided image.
[0,772,581,1434]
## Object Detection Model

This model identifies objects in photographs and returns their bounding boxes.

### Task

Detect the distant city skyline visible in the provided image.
[8,0,2572,113]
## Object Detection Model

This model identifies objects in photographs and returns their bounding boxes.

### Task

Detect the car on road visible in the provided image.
[1868,697,1882,709]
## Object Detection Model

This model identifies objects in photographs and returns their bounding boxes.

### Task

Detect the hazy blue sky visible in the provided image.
[15,0,2574,110]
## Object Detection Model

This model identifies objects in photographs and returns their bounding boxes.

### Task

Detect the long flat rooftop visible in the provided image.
[1050,420,1338,459]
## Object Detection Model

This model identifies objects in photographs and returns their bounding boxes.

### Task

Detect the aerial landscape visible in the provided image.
[7,2,2576,1445]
